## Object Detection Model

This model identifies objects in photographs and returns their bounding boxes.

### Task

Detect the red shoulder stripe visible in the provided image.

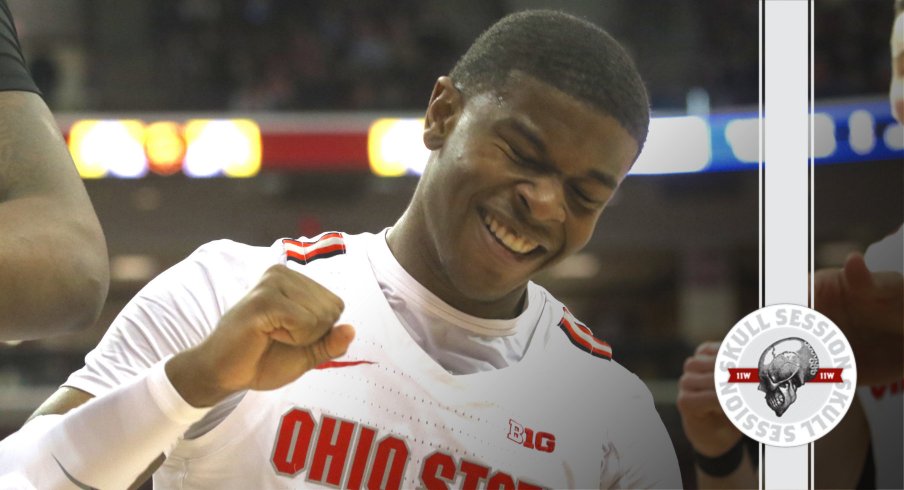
[558,308,612,360]
[283,232,346,265]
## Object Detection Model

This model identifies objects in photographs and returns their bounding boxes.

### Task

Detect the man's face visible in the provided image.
[416,73,639,310]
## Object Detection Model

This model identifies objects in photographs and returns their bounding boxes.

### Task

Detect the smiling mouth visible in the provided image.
[482,212,541,255]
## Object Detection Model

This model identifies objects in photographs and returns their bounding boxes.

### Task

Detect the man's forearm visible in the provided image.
[0,360,210,488]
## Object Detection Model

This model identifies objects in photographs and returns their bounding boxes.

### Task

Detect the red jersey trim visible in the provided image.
[557,307,612,360]
[283,232,346,265]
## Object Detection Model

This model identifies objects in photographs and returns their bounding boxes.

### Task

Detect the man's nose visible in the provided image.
[516,177,566,223]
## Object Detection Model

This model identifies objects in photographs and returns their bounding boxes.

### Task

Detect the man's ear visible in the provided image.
[423,76,463,150]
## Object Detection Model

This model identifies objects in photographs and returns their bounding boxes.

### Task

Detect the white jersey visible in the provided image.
[64,232,680,489]
[857,227,903,490]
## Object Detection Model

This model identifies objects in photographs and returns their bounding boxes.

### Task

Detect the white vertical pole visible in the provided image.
[762,0,812,488]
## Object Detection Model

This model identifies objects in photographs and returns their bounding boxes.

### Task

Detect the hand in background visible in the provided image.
[676,341,743,457]
[814,253,903,386]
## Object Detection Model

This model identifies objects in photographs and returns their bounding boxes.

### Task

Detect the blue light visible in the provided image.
[660,98,900,175]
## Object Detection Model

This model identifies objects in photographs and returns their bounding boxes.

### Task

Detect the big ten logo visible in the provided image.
[506,419,556,453]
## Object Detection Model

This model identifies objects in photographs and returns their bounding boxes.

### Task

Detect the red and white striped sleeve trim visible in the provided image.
[557,307,612,360]
[282,232,346,265]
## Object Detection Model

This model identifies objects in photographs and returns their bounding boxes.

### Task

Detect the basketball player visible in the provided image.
[0,10,681,489]
[677,2,904,487]
[0,0,109,341]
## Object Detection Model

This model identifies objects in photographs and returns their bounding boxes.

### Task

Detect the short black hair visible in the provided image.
[450,10,650,153]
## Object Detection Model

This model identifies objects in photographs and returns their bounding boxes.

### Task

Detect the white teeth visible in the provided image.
[482,213,539,254]
[513,237,526,251]
[511,236,522,250]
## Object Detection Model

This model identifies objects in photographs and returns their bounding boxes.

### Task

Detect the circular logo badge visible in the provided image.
[714,304,857,447]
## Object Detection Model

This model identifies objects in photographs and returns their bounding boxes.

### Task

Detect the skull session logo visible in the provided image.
[715,304,857,447]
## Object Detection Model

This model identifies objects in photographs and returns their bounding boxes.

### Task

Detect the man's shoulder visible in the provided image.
[184,238,283,275]
[187,230,373,271]
[191,237,278,258]
[529,285,650,396]
[530,284,613,363]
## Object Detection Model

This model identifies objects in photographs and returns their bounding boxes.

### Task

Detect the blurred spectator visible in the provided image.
[150,0,461,111]
[29,0,882,112]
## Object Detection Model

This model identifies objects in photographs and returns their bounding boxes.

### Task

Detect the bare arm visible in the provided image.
[1,264,353,488]
[0,91,109,340]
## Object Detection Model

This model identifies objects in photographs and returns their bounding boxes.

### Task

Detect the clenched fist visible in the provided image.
[166,265,355,407]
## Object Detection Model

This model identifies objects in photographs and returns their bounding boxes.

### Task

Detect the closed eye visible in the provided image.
[497,145,544,171]
[571,186,592,202]
[502,145,546,173]
[570,184,606,208]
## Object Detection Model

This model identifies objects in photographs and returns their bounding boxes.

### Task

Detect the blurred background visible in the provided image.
[1,0,901,488]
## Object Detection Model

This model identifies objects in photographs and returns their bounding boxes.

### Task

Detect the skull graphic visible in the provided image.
[757,337,819,417]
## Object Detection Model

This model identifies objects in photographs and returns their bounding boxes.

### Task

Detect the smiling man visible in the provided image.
[0,10,680,489]
[392,68,640,321]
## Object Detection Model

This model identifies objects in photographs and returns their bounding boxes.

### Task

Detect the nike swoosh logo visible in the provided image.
[53,455,98,490]
[314,360,376,370]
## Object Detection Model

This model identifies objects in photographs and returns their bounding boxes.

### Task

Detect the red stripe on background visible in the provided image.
[64,130,371,174]
[262,133,368,171]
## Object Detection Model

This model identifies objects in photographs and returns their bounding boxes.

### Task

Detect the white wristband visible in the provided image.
[148,357,211,424]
